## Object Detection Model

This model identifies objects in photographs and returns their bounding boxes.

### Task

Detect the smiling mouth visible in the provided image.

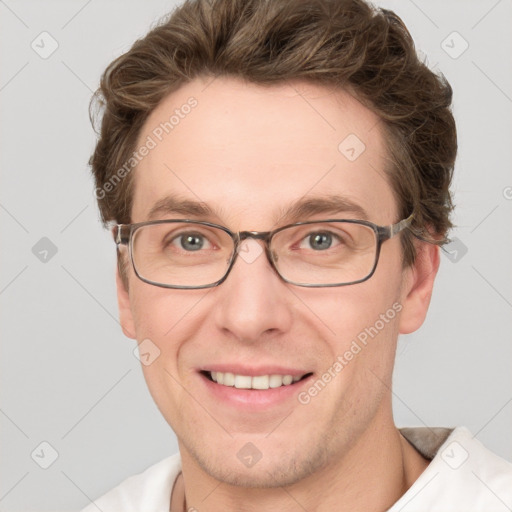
[202,371,312,390]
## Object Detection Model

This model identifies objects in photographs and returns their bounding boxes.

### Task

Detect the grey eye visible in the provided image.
[179,233,205,251]
[307,232,333,250]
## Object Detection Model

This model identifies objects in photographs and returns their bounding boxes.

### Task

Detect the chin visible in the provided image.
[186,437,331,488]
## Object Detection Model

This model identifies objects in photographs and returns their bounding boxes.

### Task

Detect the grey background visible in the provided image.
[0,0,511,510]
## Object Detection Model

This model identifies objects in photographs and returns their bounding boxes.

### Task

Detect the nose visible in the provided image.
[213,238,293,343]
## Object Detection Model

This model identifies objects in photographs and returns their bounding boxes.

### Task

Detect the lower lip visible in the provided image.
[199,372,312,410]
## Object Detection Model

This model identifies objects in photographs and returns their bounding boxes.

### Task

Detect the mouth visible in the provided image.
[201,370,313,390]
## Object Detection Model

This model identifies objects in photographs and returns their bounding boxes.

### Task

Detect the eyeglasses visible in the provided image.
[113,214,413,289]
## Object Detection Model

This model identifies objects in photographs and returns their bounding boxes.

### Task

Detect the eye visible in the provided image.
[167,231,213,252]
[298,231,342,251]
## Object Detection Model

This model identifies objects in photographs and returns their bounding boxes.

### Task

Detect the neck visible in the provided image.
[172,413,430,512]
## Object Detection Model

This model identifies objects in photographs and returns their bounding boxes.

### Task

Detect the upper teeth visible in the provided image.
[210,371,302,390]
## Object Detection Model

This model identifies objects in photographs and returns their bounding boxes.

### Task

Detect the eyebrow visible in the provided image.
[146,194,369,225]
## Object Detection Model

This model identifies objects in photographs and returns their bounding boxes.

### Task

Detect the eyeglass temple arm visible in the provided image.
[111,224,130,245]
[377,213,414,241]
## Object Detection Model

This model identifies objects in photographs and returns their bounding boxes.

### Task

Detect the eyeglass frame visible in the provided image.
[113,213,414,289]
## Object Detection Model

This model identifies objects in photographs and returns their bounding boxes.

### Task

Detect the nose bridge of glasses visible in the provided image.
[236,231,271,259]
[235,231,274,257]
[232,231,277,268]
[238,231,271,241]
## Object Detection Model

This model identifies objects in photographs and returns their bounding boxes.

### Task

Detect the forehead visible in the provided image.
[131,76,398,227]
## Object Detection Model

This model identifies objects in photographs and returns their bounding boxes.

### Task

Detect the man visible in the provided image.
[83,0,512,510]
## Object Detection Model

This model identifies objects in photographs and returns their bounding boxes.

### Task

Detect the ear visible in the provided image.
[115,262,137,339]
[398,241,440,334]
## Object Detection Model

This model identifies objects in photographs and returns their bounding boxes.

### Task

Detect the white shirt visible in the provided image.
[81,426,512,511]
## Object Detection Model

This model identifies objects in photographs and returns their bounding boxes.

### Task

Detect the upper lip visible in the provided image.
[199,365,311,377]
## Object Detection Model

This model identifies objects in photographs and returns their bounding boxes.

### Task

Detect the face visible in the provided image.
[117,76,436,487]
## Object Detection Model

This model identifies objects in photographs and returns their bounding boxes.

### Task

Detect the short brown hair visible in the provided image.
[89,0,457,284]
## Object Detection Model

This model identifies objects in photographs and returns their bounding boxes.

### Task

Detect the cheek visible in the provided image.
[129,283,205,340]
[297,257,404,395]
[129,287,201,418]
[299,291,401,418]
[129,286,198,390]
[296,275,403,349]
